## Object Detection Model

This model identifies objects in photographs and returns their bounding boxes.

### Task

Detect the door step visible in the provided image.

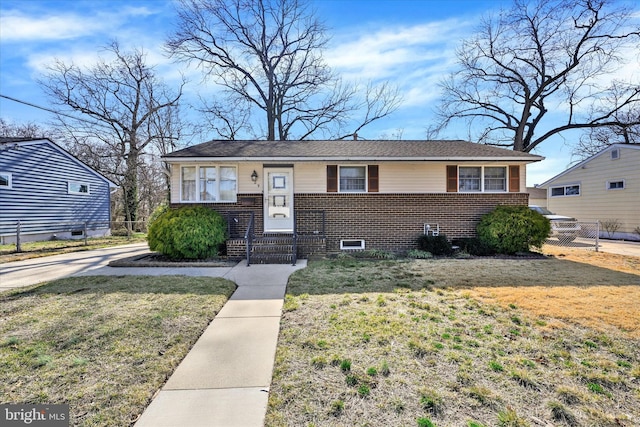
[249,235,295,264]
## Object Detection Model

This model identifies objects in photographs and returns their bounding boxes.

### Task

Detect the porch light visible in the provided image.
[251,170,258,183]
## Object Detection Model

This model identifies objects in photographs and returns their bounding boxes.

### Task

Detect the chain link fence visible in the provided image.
[0,220,147,252]
[544,221,600,251]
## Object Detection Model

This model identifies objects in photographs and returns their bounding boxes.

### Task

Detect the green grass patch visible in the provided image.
[0,275,235,426]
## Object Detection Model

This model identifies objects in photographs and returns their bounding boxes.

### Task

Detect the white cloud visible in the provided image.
[324,18,473,113]
[0,6,156,42]
[327,19,467,79]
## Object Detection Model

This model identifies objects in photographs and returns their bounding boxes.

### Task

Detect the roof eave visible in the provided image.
[163,155,544,163]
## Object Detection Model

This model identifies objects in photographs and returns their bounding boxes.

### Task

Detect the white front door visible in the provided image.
[264,167,294,232]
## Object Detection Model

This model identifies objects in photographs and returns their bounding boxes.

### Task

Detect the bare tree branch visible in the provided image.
[39,41,184,226]
[167,0,400,140]
[432,0,640,152]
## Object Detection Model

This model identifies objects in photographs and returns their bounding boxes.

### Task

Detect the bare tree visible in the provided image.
[0,118,49,139]
[573,82,640,158]
[167,0,400,141]
[432,0,640,152]
[40,41,184,228]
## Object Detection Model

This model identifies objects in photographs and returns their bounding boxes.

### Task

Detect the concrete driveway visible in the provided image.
[0,243,151,290]
[596,239,640,257]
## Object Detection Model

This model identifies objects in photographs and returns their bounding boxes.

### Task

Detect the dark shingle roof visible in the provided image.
[164,140,543,162]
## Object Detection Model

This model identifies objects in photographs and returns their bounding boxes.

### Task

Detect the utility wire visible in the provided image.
[0,93,112,130]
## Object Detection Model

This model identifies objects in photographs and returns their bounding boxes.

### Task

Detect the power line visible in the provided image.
[0,93,112,129]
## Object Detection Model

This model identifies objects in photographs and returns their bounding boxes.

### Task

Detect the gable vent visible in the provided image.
[611,148,619,160]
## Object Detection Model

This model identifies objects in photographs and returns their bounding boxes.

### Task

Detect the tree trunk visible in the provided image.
[123,147,139,232]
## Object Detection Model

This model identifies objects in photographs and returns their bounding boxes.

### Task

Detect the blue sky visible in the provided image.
[1,0,638,186]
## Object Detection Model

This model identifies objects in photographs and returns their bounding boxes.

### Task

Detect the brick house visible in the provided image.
[163,139,543,263]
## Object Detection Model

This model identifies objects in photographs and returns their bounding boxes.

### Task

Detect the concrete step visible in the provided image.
[250,253,295,264]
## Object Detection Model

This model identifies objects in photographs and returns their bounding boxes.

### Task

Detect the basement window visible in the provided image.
[340,239,365,250]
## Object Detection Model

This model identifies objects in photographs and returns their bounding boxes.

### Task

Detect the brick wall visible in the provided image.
[173,192,528,254]
[295,193,529,252]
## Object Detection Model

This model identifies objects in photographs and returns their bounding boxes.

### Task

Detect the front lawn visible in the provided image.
[0,275,236,426]
[266,250,640,426]
[0,235,148,263]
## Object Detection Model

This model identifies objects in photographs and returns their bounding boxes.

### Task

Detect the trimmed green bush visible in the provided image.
[147,205,227,259]
[452,238,495,256]
[416,234,453,256]
[476,205,550,254]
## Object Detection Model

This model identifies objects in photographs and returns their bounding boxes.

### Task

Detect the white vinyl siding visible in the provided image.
[168,162,527,198]
[544,145,640,235]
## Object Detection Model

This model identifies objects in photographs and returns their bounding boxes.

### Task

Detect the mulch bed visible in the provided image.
[109,253,237,267]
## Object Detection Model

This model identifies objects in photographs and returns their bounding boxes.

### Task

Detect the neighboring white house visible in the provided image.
[537,143,640,241]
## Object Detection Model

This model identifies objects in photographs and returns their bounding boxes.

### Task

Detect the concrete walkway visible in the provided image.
[0,243,151,290]
[134,261,306,427]
[1,244,306,426]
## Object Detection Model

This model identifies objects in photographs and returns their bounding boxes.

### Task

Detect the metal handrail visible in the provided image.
[292,210,298,266]
[244,212,255,266]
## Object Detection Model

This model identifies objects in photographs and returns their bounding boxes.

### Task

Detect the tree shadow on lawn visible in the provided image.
[286,257,640,296]
[1,275,237,301]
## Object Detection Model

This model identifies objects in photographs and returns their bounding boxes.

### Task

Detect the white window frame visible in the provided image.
[0,172,12,188]
[458,166,508,193]
[68,181,90,195]
[550,184,581,197]
[607,180,625,190]
[338,165,367,193]
[179,164,237,203]
[340,239,365,250]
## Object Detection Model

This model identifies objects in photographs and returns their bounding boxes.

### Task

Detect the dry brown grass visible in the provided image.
[542,245,640,275]
[470,247,640,338]
[267,252,640,427]
[470,285,640,338]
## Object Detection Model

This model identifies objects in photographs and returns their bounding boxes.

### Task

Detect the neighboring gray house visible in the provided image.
[0,137,117,244]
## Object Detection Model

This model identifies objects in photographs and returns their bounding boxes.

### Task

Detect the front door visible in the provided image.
[264,167,294,232]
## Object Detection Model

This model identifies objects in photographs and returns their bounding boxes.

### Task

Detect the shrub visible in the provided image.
[601,218,621,238]
[148,202,169,226]
[407,249,433,259]
[416,234,453,256]
[147,205,227,259]
[452,237,495,256]
[476,205,550,254]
